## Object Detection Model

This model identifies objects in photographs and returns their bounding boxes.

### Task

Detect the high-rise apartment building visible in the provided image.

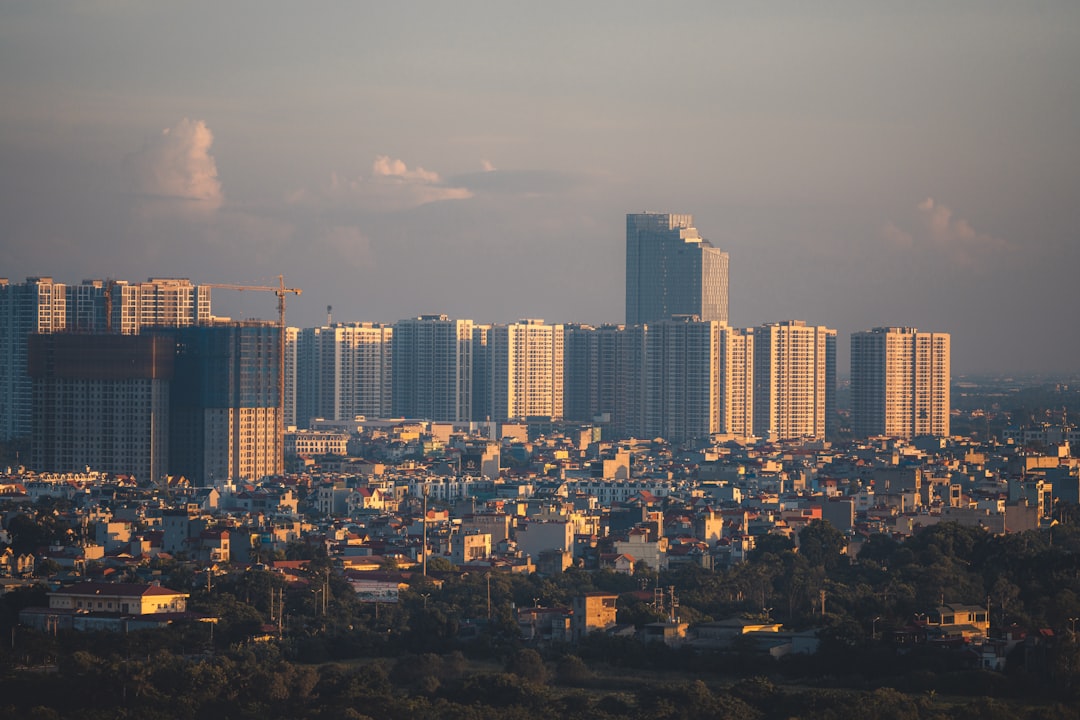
[392,315,473,422]
[851,327,951,438]
[0,276,211,441]
[293,323,393,427]
[625,213,729,325]
[0,277,68,441]
[562,323,648,439]
[471,324,492,422]
[109,278,212,334]
[167,322,282,487]
[68,280,109,332]
[563,324,622,424]
[488,319,565,422]
[283,326,300,428]
[28,334,173,482]
[613,324,649,440]
[563,321,754,443]
[718,325,755,439]
[752,321,836,441]
[643,317,720,443]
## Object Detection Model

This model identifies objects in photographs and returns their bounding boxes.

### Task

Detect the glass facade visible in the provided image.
[625,213,729,325]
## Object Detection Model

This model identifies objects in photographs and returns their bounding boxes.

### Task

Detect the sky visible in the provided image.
[2,2,1078,375]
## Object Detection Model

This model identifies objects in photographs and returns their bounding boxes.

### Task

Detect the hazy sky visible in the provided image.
[2,2,1078,374]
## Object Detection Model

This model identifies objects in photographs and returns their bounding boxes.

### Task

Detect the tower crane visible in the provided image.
[201,275,302,474]
[202,274,302,330]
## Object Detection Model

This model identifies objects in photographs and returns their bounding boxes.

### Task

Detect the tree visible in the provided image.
[798,520,848,570]
[749,532,795,561]
[33,558,61,577]
[505,648,548,685]
[555,654,592,685]
[6,513,64,554]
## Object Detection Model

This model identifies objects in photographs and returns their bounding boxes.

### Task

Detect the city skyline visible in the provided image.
[2,3,1078,375]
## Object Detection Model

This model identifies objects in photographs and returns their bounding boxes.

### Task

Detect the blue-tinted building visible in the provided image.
[625,213,729,326]
[167,322,282,487]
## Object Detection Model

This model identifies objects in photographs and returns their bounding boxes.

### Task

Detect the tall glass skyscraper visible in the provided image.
[625,213,729,325]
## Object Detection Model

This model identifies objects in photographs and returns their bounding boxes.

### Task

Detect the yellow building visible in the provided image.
[49,582,188,615]
[571,591,618,640]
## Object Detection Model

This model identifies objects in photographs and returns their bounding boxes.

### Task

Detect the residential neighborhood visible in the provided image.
[3,409,1079,668]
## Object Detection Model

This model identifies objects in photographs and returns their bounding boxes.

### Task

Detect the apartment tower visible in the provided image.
[392,315,473,422]
[488,319,565,422]
[0,277,211,442]
[643,317,720,443]
[293,323,392,427]
[850,327,951,438]
[28,334,173,482]
[718,325,755,439]
[752,321,836,441]
[168,322,282,486]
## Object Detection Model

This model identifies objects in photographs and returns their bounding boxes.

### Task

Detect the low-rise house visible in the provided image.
[640,621,688,646]
[20,581,192,632]
[518,605,572,643]
[926,603,989,640]
[48,581,188,614]
[0,548,35,576]
[571,592,618,640]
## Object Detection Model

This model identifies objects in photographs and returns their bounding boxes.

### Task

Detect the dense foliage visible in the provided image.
[3,512,1080,717]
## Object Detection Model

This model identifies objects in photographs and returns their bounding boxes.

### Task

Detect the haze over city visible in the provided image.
[2,2,1078,374]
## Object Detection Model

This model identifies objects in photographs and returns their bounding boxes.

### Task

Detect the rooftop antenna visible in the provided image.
[327,305,333,326]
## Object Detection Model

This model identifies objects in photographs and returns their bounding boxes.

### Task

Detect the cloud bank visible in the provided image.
[125,118,223,210]
[293,155,472,212]
[882,197,1011,269]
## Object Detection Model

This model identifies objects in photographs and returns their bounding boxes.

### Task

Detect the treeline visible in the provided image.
[2,642,1080,720]
[4,510,1080,715]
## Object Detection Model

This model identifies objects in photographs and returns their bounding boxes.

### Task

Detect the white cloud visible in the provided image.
[292,155,472,212]
[371,155,440,183]
[125,118,223,210]
[480,159,496,172]
[882,197,1011,268]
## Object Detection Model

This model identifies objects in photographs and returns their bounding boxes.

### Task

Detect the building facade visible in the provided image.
[563,323,621,424]
[0,277,68,441]
[48,582,189,615]
[850,327,951,438]
[752,321,836,441]
[0,277,210,442]
[471,324,492,422]
[283,326,300,428]
[28,333,174,482]
[293,323,392,427]
[625,213,729,325]
[107,278,211,335]
[643,317,720,443]
[488,319,565,422]
[167,322,282,486]
[718,325,755,439]
[392,315,473,422]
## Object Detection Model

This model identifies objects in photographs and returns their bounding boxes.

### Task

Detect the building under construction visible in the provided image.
[166,321,283,487]
[28,333,175,483]
[18,276,299,487]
